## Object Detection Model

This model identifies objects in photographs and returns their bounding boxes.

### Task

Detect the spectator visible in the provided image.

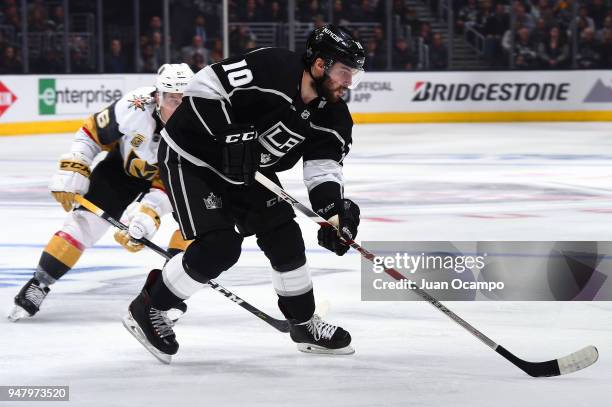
[392,37,416,70]
[553,0,573,29]
[4,5,20,32]
[332,0,352,25]
[483,3,509,64]
[69,36,92,72]
[0,31,8,51]
[576,6,595,35]
[418,21,433,45]
[47,5,64,31]
[372,25,385,48]
[71,49,91,73]
[597,16,612,42]
[312,14,327,29]
[105,38,128,73]
[38,48,63,73]
[537,26,569,69]
[150,31,164,66]
[229,24,255,55]
[456,0,479,34]
[181,35,209,64]
[138,44,156,72]
[589,0,608,29]
[514,26,538,68]
[148,16,162,36]
[27,0,45,16]
[364,38,386,70]
[244,39,257,50]
[299,0,322,22]
[530,0,551,21]
[353,0,378,22]
[209,38,224,63]
[429,32,448,69]
[530,18,548,44]
[392,0,408,23]
[240,0,264,22]
[475,0,494,33]
[0,45,22,73]
[403,8,422,37]
[29,6,48,32]
[263,1,284,22]
[599,30,612,67]
[189,51,206,73]
[514,1,535,30]
[577,27,601,69]
[191,14,208,45]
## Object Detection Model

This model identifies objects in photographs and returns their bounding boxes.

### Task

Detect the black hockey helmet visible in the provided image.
[303,25,365,89]
[304,25,365,69]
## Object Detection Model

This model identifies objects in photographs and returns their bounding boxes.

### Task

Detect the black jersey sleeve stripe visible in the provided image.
[189,96,214,136]
[220,100,232,124]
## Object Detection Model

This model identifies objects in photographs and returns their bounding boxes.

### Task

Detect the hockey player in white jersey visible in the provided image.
[8,63,194,322]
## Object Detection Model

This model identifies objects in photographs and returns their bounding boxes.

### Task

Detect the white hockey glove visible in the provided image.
[49,152,92,211]
[114,189,171,252]
[114,202,160,252]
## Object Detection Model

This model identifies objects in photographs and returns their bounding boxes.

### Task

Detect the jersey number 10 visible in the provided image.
[222,59,254,87]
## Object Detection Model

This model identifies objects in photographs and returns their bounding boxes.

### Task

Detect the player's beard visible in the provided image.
[321,77,347,103]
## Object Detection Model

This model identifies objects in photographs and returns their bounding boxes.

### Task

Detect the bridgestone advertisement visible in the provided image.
[344,70,612,112]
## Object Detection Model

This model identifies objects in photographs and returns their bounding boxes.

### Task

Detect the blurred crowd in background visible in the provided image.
[454,0,612,68]
[0,0,609,74]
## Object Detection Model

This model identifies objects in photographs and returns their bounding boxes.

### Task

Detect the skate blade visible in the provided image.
[122,313,172,364]
[296,343,355,355]
[7,305,31,322]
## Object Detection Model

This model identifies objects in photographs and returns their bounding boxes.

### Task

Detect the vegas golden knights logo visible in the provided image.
[125,149,158,180]
[130,134,146,148]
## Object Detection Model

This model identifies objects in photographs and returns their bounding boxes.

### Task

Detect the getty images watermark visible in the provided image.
[361,242,612,301]
[371,251,505,292]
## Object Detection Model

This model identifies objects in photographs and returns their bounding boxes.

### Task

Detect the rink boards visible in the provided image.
[1,70,612,136]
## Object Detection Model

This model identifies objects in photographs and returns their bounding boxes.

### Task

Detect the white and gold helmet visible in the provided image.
[155,63,194,94]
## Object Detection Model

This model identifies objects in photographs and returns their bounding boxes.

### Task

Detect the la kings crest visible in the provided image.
[258,121,305,167]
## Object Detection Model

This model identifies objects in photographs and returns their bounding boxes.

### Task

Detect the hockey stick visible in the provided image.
[73,194,290,333]
[254,171,599,377]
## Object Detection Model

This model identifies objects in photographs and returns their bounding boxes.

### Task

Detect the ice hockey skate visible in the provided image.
[8,277,50,322]
[122,286,178,364]
[290,314,354,355]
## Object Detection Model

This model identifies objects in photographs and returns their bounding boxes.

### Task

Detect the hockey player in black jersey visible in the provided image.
[122,25,365,363]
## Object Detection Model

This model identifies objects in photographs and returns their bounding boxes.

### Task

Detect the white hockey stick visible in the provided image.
[254,171,599,377]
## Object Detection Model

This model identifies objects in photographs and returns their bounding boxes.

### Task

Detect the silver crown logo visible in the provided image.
[204,192,222,209]
[260,153,272,164]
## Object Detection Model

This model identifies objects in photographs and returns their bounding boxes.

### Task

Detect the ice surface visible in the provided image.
[0,123,610,406]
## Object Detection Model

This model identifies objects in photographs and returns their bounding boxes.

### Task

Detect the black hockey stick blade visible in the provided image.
[74,194,290,333]
[496,345,599,377]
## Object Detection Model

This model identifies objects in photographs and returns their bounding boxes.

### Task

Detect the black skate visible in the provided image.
[8,277,50,322]
[290,314,354,355]
[122,287,179,364]
[144,269,187,323]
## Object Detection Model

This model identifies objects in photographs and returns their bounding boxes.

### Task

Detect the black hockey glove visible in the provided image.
[217,124,259,186]
[317,199,360,256]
